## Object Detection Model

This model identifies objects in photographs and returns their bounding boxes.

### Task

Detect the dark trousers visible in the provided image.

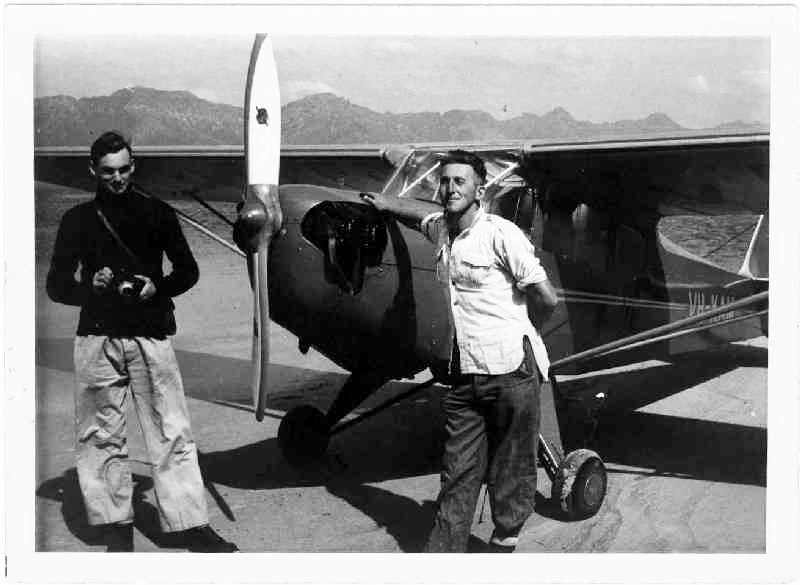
[424,338,540,552]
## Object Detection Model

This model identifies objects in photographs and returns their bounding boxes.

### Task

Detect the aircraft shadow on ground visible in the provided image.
[196,385,447,489]
[38,338,767,492]
[595,411,766,486]
[557,347,767,487]
[35,338,446,481]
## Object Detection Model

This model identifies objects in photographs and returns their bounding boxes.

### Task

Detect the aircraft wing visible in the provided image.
[520,133,769,281]
[34,144,392,200]
[380,132,768,217]
[378,131,769,281]
[36,130,768,216]
[36,131,769,282]
[519,132,768,218]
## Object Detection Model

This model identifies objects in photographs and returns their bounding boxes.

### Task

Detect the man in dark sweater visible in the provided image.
[47,131,237,553]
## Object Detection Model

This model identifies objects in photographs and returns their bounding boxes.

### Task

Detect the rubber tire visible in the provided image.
[277,405,330,465]
[571,457,607,519]
[552,449,607,520]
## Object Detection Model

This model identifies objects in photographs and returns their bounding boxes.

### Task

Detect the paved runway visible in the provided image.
[33,210,769,557]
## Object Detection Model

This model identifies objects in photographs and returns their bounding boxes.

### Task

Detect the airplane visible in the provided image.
[33,35,769,521]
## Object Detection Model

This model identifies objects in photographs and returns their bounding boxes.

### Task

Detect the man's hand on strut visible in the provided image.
[359,192,390,212]
[92,267,115,295]
[360,191,440,232]
[134,275,157,301]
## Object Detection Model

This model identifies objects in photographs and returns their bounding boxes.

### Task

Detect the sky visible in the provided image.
[34,34,770,129]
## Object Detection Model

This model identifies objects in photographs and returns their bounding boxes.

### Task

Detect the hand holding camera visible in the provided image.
[92,267,115,295]
[92,267,155,301]
[116,269,156,302]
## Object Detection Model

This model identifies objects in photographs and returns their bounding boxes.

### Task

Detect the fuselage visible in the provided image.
[268,184,767,378]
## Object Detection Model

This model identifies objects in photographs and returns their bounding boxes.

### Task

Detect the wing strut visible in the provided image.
[132,184,245,257]
[549,291,768,375]
[173,208,245,258]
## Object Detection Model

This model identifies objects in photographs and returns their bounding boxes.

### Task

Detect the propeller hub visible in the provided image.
[233,184,283,254]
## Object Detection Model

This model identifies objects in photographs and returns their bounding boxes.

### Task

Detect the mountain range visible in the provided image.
[34,86,767,147]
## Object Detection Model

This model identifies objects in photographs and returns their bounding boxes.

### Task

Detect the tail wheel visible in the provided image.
[552,449,607,520]
[277,405,330,465]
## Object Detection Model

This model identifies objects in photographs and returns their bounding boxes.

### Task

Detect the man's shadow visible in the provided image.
[324,480,525,552]
[35,468,193,550]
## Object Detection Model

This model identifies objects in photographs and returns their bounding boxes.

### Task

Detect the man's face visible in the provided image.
[439,163,484,216]
[91,148,134,196]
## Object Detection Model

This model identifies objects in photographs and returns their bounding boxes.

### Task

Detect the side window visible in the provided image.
[614,224,646,274]
[487,186,535,232]
[487,186,520,221]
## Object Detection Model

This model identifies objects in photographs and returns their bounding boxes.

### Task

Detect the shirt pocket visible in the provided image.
[452,250,494,288]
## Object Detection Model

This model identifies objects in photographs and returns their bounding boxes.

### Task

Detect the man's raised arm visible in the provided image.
[360,192,442,231]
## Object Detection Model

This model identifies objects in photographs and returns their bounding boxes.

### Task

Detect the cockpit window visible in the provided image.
[380,148,527,206]
[381,151,444,202]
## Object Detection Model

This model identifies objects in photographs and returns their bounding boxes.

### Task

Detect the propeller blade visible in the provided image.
[243,34,282,421]
[251,248,270,419]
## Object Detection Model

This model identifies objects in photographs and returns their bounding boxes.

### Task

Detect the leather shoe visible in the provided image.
[488,528,519,553]
[183,525,239,553]
[105,522,134,552]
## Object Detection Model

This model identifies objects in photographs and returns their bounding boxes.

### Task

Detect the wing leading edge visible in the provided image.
[34,144,391,200]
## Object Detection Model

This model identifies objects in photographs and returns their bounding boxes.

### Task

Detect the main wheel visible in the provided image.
[277,405,330,465]
[551,449,607,520]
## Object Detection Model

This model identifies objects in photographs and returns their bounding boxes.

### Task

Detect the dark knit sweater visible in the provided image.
[46,185,199,337]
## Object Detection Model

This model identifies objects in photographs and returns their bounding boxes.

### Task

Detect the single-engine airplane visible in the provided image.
[34,35,769,520]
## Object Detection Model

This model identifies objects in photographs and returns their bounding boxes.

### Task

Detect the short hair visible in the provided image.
[441,149,487,184]
[90,131,133,164]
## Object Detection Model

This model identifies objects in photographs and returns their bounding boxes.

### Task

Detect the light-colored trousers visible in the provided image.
[73,335,208,531]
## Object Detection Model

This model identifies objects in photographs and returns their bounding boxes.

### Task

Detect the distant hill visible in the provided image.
[35,87,242,146]
[34,87,768,147]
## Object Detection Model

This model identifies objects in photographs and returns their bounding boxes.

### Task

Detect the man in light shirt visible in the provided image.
[361,149,558,553]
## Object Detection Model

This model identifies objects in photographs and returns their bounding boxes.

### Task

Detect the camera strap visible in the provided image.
[94,204,144,271]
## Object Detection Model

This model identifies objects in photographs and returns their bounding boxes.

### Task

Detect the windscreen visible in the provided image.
[381,151,444,202]
[380,148,526,204]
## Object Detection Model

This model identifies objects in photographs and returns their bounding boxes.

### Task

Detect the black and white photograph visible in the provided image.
[5,3,799,584]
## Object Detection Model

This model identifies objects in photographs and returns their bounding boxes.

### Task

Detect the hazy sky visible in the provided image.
[34,35,769,129]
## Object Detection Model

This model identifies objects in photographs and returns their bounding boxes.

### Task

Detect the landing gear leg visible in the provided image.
[538,376,607,520]
[323,370,389,429]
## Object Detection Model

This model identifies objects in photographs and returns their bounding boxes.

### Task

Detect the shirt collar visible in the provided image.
[450,206,486,242]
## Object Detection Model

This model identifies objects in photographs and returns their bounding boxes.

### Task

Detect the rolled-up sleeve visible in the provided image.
[494,222,548,289]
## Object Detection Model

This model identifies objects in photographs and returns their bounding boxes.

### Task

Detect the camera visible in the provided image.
[113,269,146,300]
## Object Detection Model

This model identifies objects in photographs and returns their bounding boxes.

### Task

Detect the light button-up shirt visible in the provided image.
[421,208,551,376]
